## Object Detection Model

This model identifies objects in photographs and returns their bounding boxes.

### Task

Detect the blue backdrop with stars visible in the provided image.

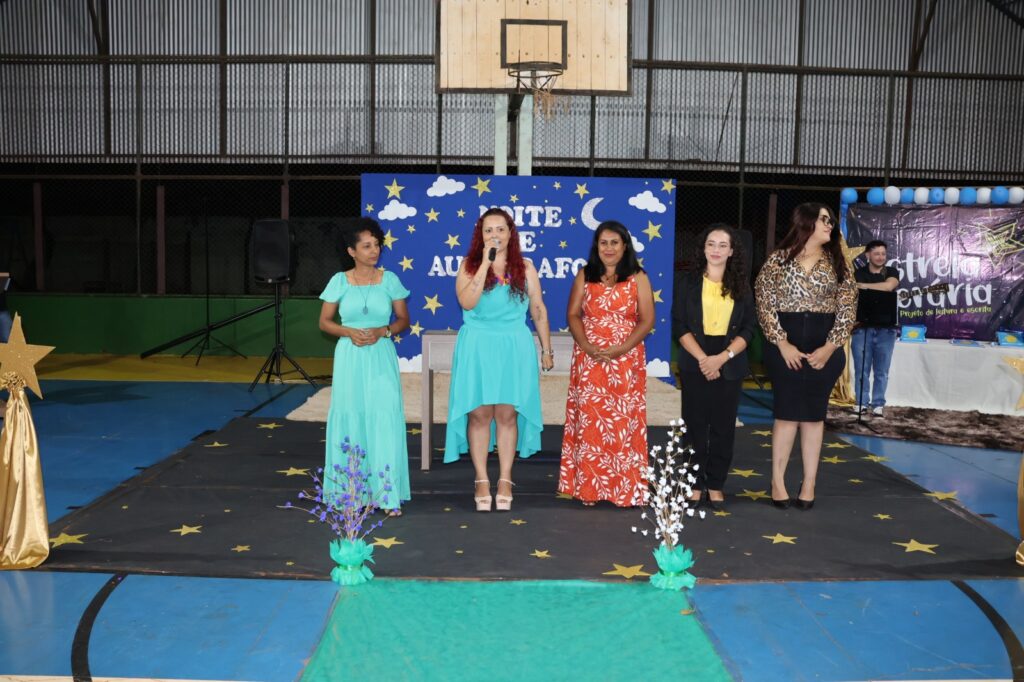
[360,173,677,376]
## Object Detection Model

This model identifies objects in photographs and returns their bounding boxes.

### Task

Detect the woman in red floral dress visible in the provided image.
[558,221,656,507]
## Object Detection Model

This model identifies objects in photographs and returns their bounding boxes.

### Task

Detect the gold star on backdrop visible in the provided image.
[980,218,1024,266]
[729,468,762,478]
[510,519,527,526]
[426,208,440,222]
[924,490,958,501]
[573,183,589,199]
[276,467,309,477]
[652,289,663,303]
[406,224,416,233]
[472,177,492,196]
[0,315,54,398]
[763,533,797,544]
[170,524,202,536]
[50,532,87,548]
[444,234,460,248]
[602,563,650,579]
[204,441,228,448]
[509,194,519,203]
[408,322,424,336]
[569,216,577,225]
[824,442,851,449]
[231,545,251,553]
[364,203,374,213]
[862,454,889,463]
[553,181,562,189]
[1004,356,1024,409]
[257,423,282,430]
[399,256,414,271]
[840,238,866,271]
[642,221,662,240]
[822,455,847,464]
[752,430,773,436]
[737,489,769,501]
[382,230,398,250]
[372,536,404,549]
[559,240,567,249]
[384,178,404,198]
[456,209,466,218]
[661,178,676,193]
[873,514,892,520]
[423,295,443,314]
[893,539,938,554]
[530,549,552,559]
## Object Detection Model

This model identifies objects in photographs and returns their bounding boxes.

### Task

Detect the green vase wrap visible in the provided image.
[329,538,376,585]
[650,543,696,591]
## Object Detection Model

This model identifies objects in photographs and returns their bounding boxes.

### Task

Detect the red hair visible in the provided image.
[463,208,527,298]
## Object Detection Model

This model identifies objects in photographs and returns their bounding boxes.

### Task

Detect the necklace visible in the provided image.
[351,269,375,315]
[601,271,617,287]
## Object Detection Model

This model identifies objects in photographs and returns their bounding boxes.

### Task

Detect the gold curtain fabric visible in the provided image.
[0,379,49,570]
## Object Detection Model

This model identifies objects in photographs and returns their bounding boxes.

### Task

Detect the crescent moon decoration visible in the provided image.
[580,197,604,230]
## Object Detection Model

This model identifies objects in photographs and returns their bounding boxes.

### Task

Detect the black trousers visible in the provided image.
[680,337,743,491]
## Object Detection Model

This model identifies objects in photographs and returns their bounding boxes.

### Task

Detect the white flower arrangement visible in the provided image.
[633,418,705,550]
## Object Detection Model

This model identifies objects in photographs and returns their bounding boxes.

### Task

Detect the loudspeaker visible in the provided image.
[251,219,291,283]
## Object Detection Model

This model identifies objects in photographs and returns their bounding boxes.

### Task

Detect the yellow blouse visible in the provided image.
[702,276,734,335]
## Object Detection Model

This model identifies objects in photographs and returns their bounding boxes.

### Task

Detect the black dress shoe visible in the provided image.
[771,498,791,510]
[793,498,815,510]
[708,498,725,512]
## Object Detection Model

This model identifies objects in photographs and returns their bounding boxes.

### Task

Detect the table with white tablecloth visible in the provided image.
[871,339,1024,415]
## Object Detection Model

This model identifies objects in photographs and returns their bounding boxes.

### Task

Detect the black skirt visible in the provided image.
[763,312,845,422]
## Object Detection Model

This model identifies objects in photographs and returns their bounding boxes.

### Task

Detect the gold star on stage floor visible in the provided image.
[121,505,129,510]
[382,229,398,250]
[713,510,731,517]
[602,563,650,579]
[652,289,663,303]
[556,492,574,500]
[223,509,231,513]
[893,539,938,554]
[509,194,519,203]
[559,240,567,249]
[925,490,958,501]
[50,532,87,548]
[0,315,55,399]
[443,507,452,512]
[406,224,416,233]
[385,178,404,198]
[472,177,492,196]
[364,203,374,213]
[277,467,309,477]
[822,455,848,464]
[759,443,773,448]
[752,430,773,436]
[642,221,662,241]
[408,322,424,336]
[510,519,527,525]
[874,514,892,520]
[398,256,414,271]
[258,422,283,430]
[459,524,468,529]
[170,524,202,536]
[848,478,864,484]
[231,545,251,553]
[573,183,589,199]
[824,442,851,449]
[372,536,404,549]
[455,549,464,554]
[553,181,562,189]
[730,469,762,478]
[285,561,295,566]
[1005,356,1024,409]
[530,549,552,559]
[737,489,769,501]
[203,441,228,448]
[423,294,443,314]
[763,533,797,544]
[407,427,422,435]
[862,454,890,463]
[444,234,460,248]
[426,208,440,222]
[661,178,676,193]
[456,208,466,218]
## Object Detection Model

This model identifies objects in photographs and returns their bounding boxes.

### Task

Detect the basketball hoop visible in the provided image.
[507,60,564,118]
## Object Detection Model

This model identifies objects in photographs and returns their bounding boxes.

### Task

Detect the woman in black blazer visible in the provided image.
[671,224,756,510]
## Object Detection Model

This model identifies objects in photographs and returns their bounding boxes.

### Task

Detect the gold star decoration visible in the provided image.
[408,322,424,337]
[406,224,416,233]
[602,563,651,579]
[510,194,519,203]
[848,478,864,484]
[752,430,773,436]
[398,256,414,271]
[384,178,404,198]
[530,549,552,559]
[170,524,202,536]
[652,289,663,303]
[840,237,866,271]
[258,422,283,430]
[426,208,440,222]
[50,532,87,548]
[556,492,574,500]
[423,294,443,314]
[661,178,676,193]
[456,209,466,218]
[382,230,398,250]
[472,177,492,196]
[0,315,55,399]
[824,442,851,449]
[642,221,662,241]
[759,443,773,448]
[763,533,797,544]
[573,183,589,199]
[444,234,460,248]
[231,545,251,553]
[736,489,769,501]
[729,468,762,478]
[510,519,527,526]
[569,216,577,225]
[559,240,567,249]
[924,490,958,501]
[713,510,731,517]
[862,454,890,463]
[873,514,892,520]
[364,203,374,213]
[822,455,848,464]
[203,441,228,448]
[979,218,1024,266]
[1005,356,1024,409]
[407,427,422,435]
[372,536,404,549]
[553,181,562,189]
[277,467,309,477]
[892,539,938,554]
[285,561,295,566]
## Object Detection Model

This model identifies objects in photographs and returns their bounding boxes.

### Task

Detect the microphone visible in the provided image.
[488,239,498,262]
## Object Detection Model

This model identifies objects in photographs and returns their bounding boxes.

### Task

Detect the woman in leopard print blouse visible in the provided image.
[754,203,857,511]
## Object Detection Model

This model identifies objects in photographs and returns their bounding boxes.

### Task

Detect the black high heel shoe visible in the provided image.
[793,498,815,510]
[771,497,791,510]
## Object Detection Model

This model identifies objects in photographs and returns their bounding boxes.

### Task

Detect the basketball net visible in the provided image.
[508,61,564,119]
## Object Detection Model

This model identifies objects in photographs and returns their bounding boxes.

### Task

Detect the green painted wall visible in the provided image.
[9,294,336,356]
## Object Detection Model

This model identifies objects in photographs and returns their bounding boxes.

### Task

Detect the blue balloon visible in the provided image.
[900,187,915,203]
[960,187,977,205]
[840,187,859,204]
[992,186,1009,205]
[929,187,945,204]
[866,187,885,206]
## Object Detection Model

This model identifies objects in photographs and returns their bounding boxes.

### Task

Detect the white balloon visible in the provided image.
[913,187,930,205]
[977,187,992,205]
[1008,187,1024,204]
[944,187,960,205]
[883,186,900,205]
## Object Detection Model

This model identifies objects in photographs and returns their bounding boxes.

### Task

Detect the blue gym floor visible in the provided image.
[1,379,1021,681]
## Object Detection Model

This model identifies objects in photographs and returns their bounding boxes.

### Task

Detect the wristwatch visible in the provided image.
[726,349,735,360]
[383,326,392,338]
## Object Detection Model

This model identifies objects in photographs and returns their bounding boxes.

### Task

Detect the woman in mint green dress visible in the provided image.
[445,208,554,512]
[318,219,410,515]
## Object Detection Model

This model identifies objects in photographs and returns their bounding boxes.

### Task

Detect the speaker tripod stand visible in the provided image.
[249,280,318,392]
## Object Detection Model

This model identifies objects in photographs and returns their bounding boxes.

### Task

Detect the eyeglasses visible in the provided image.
[818,215,834,226]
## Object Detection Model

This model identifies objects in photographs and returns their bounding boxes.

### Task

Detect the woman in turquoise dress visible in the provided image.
[445,208,554,512]
[318,219,410,515]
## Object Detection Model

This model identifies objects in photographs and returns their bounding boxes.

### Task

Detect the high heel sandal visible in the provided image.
[495,479,515,511]
[474,479,492,512]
